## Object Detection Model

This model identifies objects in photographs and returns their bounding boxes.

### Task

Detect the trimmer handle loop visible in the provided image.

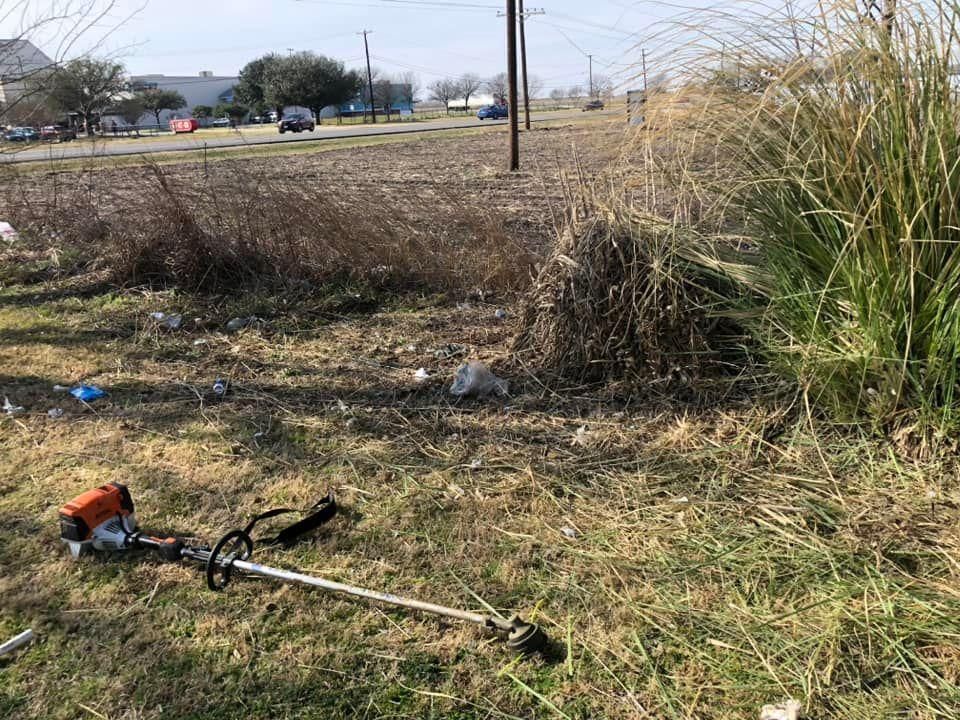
[206,529,254,591]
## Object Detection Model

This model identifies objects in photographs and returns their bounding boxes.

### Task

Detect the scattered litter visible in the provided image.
[253,431,266,445]
[450,361,509,398]
[434,343,467,360]
[414,368,430,382]
[52,385,70,393]
[456,302,472,311]
[69,385,107,403]
[760,699,802,720]
[0,629,34,658]
[337,399,350,413]
[226,316,257,332]
[193,339,209,346]
[405,344,418,353]
[3,397,25,415]
[494,309,508,321]
[469,458,483,470]
[149,312,183,330]
[47,408,64,419]
[213,379,228,397]
[561,527,579,539]
[571,425,590,447]
[0,221,18,243]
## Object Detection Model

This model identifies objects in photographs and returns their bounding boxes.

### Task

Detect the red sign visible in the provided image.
[170,118,199,133]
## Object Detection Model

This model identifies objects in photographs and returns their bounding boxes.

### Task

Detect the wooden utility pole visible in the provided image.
[641,48,648,93]
[518,0,531,130]
[588,54,594,98]
[506,0,519,170]
[360,30,377,124]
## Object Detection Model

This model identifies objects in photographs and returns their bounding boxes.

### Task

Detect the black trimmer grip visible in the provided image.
[134,534,186,562]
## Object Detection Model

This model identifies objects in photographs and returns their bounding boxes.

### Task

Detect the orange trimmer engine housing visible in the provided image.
[59,482,137,558]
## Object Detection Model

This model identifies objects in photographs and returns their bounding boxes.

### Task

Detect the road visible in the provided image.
[0,109,609,164]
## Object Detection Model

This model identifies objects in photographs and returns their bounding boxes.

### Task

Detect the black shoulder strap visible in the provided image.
[241,493,337,548]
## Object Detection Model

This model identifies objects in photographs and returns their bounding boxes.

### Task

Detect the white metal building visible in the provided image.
[0,39,54,121]
[128,71,238,125]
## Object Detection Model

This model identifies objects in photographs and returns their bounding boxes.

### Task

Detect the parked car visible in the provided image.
[211,117,231,128]
[278,114,315,133]
[3,127,39,142]
[40,125,76,142]
[477,105,508,120]
[582,99,605,111]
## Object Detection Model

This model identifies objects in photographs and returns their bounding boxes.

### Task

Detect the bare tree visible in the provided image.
[0,1,128,127]
[373,77,398,119]
[457,73,483,109]
[527,75,544,100]
[567,85,585,102]
[592,74,615,99]
[486,72,508,105]
[396,70,419,108]
[428,78,459,113]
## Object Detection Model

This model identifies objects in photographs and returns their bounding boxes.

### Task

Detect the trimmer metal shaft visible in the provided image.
[228,558,546,653]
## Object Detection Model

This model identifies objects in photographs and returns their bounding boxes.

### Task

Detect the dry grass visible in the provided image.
[1,106,958,720]
[0,122,622,297]
[512,175,743,397]
[0,280,958,719]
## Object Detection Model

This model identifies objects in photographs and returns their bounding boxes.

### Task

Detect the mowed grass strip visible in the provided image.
[0,280,957,719]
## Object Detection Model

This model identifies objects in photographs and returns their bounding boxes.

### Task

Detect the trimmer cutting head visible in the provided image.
[489,614,548,654]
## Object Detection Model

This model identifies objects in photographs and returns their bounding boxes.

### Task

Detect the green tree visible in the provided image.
[135,88,187,126]
[112,96,145,135]
[214,102,248,125]
[235,54,282,114]
[192,104,213,119]
[47,58,127,133]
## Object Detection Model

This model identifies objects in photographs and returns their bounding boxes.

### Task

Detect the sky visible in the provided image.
[1,0,669,95]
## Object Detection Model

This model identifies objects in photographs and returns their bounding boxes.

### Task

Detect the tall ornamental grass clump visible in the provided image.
[684,1,960,434]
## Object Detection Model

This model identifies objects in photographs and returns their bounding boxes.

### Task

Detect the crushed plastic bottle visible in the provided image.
[434,343,468,360]
[149,312,183,330]
[450,361,509,398]
[226,317,258,333]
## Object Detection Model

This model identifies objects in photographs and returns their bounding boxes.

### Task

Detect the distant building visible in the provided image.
[128,71,238,126]
[331,83,414,118]
[0,39,54,121]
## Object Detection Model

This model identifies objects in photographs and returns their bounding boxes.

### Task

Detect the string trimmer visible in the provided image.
[58,482,546,653]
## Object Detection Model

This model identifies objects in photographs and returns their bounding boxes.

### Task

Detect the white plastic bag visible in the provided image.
[450,361,509,397]
[0,221,18,243]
